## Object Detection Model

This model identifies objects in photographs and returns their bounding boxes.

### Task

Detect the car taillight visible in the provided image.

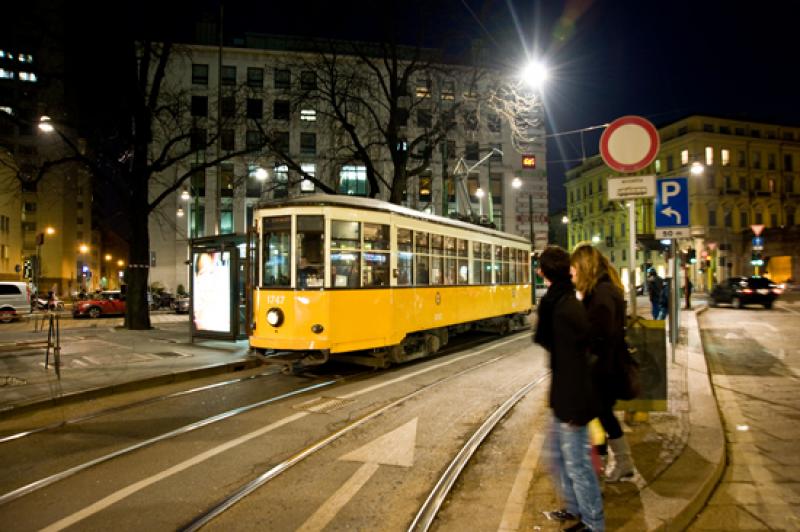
[742,288,753,294]
[772,288,783,294]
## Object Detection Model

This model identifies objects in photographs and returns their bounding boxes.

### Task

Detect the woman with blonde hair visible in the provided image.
[570,244,636,482]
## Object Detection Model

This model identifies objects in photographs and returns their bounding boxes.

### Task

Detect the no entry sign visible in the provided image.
[600,115,660,173]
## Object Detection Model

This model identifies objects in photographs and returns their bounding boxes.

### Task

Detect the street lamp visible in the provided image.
[561,215,569,224]
[520,60,549,89]
[690,161,704,176]
[38,115,55,133]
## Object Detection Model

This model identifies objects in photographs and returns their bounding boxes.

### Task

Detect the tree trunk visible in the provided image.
[125,187,152,330]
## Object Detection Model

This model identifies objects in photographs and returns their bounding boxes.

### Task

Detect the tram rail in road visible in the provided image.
[0,330,534,531]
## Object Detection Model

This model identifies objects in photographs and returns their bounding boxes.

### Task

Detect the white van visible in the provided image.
[0,281,31,323]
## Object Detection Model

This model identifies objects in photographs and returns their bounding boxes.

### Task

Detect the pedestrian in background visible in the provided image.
[657,278,670,320]
[646,270,663,319]
[570,244,637,483]
[684,277,693,309]
[535,246,604,532]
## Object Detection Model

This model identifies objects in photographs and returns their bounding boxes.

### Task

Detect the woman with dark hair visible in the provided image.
[570,244,636,482]
[535,246,604,531]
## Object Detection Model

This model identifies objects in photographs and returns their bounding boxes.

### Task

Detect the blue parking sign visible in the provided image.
[655,177,689,228]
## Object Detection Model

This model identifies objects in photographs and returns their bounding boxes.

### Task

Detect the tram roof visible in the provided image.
[257,194,531,245]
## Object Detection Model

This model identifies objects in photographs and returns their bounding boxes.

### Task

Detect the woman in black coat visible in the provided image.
[570,244,636,482]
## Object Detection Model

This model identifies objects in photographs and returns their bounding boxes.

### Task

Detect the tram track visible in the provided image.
[1,330,534,531]
[179,332,536,531]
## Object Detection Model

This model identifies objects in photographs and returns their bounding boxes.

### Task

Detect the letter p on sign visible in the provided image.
[661,181,680,203]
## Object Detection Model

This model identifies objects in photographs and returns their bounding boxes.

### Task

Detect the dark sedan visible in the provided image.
[710,276,782,309]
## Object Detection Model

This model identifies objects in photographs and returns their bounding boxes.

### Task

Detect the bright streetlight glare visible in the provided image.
[254,167,268,181]
[105,254,112,261]
[79,244,89,253]
[475,187,485,198]
[180,189,191,201]
[45,226,56,235]
[520,61,548,89]
[511,177,522,189]
[561,215,569,224]
[690,161,705,175]
[177,206,185,217]
[117,260,124,267]
[38,116,54,133]
[592,235,601,244]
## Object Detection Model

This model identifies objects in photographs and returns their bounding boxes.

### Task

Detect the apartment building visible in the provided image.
[566,115,800,291]
[149,36,548,292]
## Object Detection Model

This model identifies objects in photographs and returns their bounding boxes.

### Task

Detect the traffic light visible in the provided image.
[688,248,697,264]
[750,252,764,266]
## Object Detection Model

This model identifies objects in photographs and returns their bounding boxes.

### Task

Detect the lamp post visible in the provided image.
[474,186,485,217]
[78,243,90,292]
[512,176,538,305]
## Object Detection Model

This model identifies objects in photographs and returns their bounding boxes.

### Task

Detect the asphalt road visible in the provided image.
[0,331,558,531]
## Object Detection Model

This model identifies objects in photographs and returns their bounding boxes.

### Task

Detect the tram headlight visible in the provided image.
[266,308,284,327]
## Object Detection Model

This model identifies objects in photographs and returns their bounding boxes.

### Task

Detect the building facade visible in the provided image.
[1,31,97,297]
[566,115,800,291]
[149,37,548,293]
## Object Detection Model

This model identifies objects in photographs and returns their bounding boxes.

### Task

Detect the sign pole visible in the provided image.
[627,200,637,319]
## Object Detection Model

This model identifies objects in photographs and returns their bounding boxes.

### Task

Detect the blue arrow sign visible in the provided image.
[655,177,689,228]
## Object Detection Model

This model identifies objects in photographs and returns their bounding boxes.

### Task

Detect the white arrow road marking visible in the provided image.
[660,207,682,224]
[298,418,418,532]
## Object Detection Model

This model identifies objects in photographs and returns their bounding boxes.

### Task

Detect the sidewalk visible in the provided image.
[0,320,258,417]
[596,301,724,531]
[0,306,727,530]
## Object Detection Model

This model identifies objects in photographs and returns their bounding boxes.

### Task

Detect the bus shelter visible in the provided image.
[189,233,255,341]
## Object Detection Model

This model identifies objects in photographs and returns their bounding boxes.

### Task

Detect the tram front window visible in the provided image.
[262,216,291,287]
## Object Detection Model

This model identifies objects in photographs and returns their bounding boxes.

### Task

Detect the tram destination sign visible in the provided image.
[607,175,656,201]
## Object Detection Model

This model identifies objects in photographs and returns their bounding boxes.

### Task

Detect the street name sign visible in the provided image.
[654,177,690,239]
[607,175,656,200]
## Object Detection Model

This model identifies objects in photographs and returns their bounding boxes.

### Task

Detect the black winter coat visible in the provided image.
[534,280,599,425]
[582,276,627,405]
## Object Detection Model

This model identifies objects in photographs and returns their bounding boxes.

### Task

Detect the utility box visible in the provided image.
[619,318,667,412]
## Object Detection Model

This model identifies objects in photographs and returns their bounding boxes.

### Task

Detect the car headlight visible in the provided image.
[266,308,284,327]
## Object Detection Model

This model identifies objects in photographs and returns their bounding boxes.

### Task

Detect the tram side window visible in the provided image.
[457,239,468,284]
[397,228,413,286]
[296,215,324,288]
[518,249,529,283]
[501,247,511,283]
[415,231,430,285]
[331,220,360,288]
[493,245,502,284]
[443,236,456,285]
[471,242,483,284]
[430,234,444,285]
[363,223,390,286]
[262,216,291,287]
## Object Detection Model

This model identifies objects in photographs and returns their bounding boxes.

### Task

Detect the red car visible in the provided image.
[73,291,126,318]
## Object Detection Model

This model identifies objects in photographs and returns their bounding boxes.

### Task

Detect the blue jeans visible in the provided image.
[650,301,661,320]
[549,416,605,531]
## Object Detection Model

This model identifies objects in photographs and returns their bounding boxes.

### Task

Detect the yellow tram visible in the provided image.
[250,195,532,367]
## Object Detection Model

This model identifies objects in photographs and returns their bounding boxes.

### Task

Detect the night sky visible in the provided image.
[59,0,800,213]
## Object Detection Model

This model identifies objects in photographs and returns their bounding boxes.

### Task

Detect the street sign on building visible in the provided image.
[607,175,656,201]
[654,177,690,239]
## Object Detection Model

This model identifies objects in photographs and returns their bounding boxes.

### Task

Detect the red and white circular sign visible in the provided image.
[599,115,660,173]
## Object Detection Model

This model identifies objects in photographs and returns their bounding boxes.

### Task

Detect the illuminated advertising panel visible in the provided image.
[192,250,231,333]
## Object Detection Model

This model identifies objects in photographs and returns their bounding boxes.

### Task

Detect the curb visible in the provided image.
[638,306,726,531]
[0,357,264,421]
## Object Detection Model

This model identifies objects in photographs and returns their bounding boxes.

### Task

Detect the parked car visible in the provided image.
[173,293,190,313]
[710,276,782,309]
[0,281,31,323]
[73,290,126,318]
